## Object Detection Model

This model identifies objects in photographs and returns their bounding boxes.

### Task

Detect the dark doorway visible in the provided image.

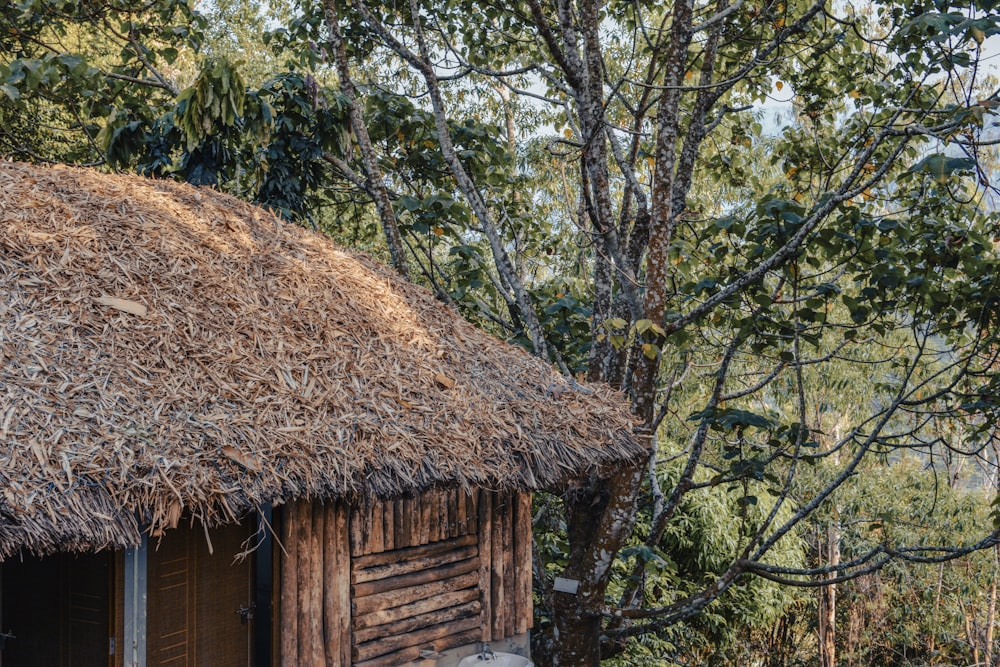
[0,551,113,667]
[146,521,255,667]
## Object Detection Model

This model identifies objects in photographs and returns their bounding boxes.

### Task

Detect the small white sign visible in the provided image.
[553,577,580,594]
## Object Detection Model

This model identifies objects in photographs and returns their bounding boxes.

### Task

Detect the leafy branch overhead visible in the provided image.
[3,0,1000,664]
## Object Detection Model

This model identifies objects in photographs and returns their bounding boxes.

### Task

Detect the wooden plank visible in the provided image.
[423,490,437,544]
[383,500,395,552]
[465,491,479,535]
[353,588,479,631]
[280,502,298,667]
[418,491,432,546]
[335,503,352,667]
[440,490,451,540]
[296,502,313,666]
[362,502,376,556]
[352,545,478,585]
[352,600,482,644]
[368,500,385,555]
[434,490,445,543]
[308,503,325,666]
[400,498,413,548]
[491,492,506,639]
[352,615,481,662]
[352,534,477,571]
[323,505,338,667]
[502,493,515,639]
[514,491,533,634]
[350,503,365,557]
[352,571,479,616]
[478,490,493,641]
[352,557,479,598]
[352,628,482,667]
[455,489,467,536]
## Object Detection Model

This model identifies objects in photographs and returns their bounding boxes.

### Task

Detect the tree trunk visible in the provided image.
[323,0,410,278]
[549,464,645,667]
[552,594,602,667]
[986,545,998,667]
[818,522,839,667]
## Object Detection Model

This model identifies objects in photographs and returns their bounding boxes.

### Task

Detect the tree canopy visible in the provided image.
[3,0,1000,664]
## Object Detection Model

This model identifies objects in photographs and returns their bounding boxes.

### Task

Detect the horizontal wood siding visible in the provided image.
[279,489,531,667]
[350,490,482,665]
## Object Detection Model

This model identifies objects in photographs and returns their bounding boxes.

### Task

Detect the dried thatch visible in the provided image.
[0,161,644,559]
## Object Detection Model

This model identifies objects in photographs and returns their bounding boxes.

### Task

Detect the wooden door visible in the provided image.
[0,552,112,667]
[147,521,255,667]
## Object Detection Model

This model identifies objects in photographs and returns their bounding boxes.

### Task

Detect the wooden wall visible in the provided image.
[278,490,532,667]
[278,501,352,667]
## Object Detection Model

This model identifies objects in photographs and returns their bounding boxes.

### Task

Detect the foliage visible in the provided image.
[4,0,1000,664]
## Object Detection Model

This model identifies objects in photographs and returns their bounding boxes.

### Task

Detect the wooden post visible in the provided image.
[392,498,410,549]
[336,503,352,667]
[491,492,506,639]
[350,503,365,557]
[296,502,313,666]
[502,493,515,638]
[455,489,467,536]
[440,490,452,540]
[307,503,324,667]
[467,491,478,535]
[478,490,493,641]
[382,501,395,552]
[514,492,533,634]
[368,500,385,555]
[280,502,299,667]
[418,491,433,545]
[323,504,338,667]
[402,497,416,548]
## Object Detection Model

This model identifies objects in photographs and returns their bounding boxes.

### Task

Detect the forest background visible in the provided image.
[3,0,1000,664]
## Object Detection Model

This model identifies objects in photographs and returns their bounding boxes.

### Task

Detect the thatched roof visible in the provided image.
[0,161,644,558]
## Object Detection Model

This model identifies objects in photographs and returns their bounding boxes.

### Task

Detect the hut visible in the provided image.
[0,162,644,667]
